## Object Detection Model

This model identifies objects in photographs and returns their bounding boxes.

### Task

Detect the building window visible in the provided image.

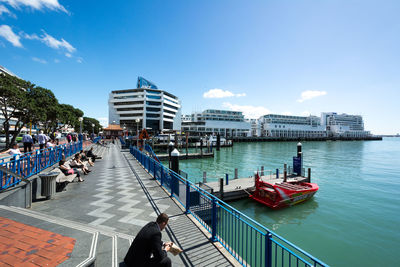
[146,101,161,106]
[146,107,160,112]
[147,95,161,100]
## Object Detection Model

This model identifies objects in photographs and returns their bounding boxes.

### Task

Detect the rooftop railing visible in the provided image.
[0,141,83,191]
[131,146,328,267]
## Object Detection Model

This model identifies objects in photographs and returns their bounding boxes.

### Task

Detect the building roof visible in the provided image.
[104,124,123,131]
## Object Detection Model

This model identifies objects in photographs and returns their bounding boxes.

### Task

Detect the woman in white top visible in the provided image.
[6,144,22,158]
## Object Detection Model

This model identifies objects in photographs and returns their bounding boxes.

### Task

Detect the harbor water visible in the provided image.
[173,137,400,266]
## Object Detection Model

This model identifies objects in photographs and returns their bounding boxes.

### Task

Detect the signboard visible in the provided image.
[293,156,302,176]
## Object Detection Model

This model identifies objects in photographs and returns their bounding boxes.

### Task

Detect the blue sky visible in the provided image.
[0,0,399,134]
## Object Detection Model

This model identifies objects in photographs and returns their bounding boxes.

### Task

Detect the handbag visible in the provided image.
[68,169,74,175]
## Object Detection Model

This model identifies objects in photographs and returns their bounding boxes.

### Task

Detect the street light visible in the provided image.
[135,118,140,147]
[78,117,83,134]
[92,123,95,135]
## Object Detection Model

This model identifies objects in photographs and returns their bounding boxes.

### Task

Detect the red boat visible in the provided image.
[250,173,319,209]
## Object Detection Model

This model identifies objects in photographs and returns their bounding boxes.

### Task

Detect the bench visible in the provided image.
[50,167,77,192]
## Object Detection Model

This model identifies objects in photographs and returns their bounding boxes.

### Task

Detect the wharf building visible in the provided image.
[181,109,251,137]
[108,77,181,134]
[321,112,370,138]
[259,114,327,138]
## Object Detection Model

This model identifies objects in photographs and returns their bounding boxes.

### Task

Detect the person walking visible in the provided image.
[124,213,172,267]
[22,133,33,153]
[38,131,47,150]
[67,133,72,143]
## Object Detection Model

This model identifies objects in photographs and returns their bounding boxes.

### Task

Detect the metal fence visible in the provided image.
[130,147,328,267]
[0,141,83,191]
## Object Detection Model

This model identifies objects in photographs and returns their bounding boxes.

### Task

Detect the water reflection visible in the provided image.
[231,198,319,231]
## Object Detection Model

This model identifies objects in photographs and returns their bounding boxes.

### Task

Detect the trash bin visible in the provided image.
[39,171,58,200]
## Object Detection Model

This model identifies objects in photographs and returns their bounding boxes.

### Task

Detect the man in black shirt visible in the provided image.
[124,213,172,267]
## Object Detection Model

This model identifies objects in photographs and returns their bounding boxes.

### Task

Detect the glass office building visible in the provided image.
[109,77,181,134]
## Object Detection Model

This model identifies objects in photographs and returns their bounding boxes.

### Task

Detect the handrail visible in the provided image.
[130,146,329,267]
[144,144,160,162]
[0,141,83,191]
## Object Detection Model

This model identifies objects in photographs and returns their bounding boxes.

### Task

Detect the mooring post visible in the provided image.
[261,166,264,176]
[284,163,287,182]
[276,168,279,179]
[203,171,207,183]
[234,168,238,179]
[307,168,311,183]
[225,173,229,185]
[219,178,224,200]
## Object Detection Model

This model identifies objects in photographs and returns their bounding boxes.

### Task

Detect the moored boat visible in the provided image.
[250,173,319,209]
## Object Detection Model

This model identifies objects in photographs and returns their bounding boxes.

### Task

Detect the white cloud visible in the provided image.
[32,57,47,64]
[1,0,68,13]
[203,88,246,99]
[40,31,75,53]
[0,4,15,17]
[297,90,327,103]
[222,102,271,119]
[97,117,108,127]
[21,30,76,57]
[76,57,83,63]
[0,24,22,47]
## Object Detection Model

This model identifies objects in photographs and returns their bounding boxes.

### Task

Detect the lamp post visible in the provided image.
[92,123,95,135]
[78,117,83,134]
[135,118,140,147]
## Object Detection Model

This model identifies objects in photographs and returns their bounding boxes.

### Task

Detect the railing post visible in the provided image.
[160,166,164,186]
[211,197,217,242]
[170,171,174,197]
[265,232,272,267]
[185,179,190,214]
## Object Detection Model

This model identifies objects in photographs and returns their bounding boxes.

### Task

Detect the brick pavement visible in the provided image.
[0,217,75,266]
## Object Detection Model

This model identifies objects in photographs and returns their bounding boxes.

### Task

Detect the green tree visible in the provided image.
[0,73,32,147]
[82,117,101,134]
[58,104,84,132]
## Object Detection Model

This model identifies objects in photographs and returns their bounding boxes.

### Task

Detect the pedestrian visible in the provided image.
[124,213,172,267]
[38,131,47,150]
[67,133,72,143]
[22,133,33,153]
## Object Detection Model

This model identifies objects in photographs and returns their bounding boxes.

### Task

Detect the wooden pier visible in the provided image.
[157,152,214,161]
[203,175,308,201]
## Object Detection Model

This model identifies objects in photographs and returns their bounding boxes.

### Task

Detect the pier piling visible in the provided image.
[307,168,311,183]
[203,171,207,183]
[219,178,224,200]
[261,166,264,176]
[226,173,229,185]
[284,163,287,182]
[234,168,238,179]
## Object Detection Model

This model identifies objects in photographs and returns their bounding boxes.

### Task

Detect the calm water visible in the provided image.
[174,138,400,266]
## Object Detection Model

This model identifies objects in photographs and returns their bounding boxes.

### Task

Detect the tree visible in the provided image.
[0,73,32,147]
[82,117,101,134]
[58,104,84,132]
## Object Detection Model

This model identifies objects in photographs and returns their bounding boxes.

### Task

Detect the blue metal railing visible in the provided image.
[144,144,160,162]
[119,136,126,146]
[93,136,102,143]
[130,147,328,267]
[0,141,83,191]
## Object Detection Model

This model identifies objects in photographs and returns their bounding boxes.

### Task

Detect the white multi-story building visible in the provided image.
[181,109,251,137]
[259,114,327,138]
[246,118,261,137]
[321,112,370,137]
[108,77,181,134]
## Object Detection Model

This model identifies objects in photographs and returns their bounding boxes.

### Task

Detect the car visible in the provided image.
[16,134,24,142]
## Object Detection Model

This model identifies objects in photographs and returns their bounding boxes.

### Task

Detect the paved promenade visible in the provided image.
[0,143,237,266]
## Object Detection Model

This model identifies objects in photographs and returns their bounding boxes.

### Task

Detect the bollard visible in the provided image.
[307,168,311,183]
[217,133,221,151]
[171,149,180,174]
[297,142,302,158]
[203,171,207,183]
[276,169,279,179]
[219,178,224,200]
[234,168,238,179]
[225,173,229,185]
[261,166,264,176]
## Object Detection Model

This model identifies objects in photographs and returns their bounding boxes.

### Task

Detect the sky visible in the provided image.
[0,0,399,135]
